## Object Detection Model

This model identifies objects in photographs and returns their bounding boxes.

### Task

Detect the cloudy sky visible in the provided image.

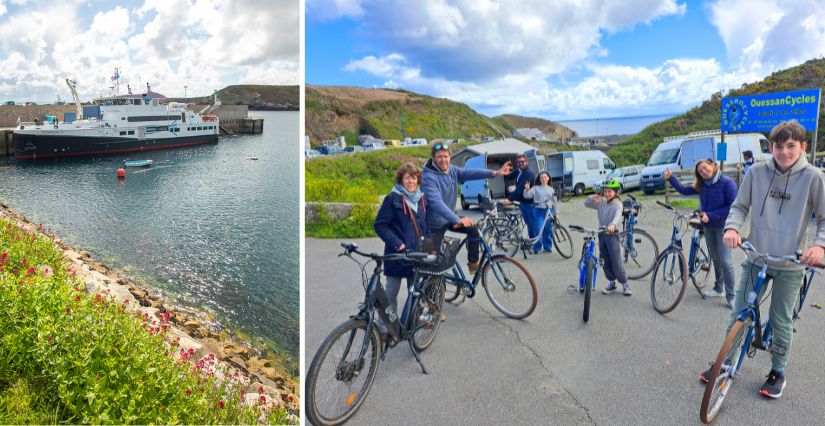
[0,0,299,103]
[307,0,825,120]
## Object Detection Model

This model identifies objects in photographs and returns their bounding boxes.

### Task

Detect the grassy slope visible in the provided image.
[492,114,579,139]
[607,58,825,166]
[170,85,299,111]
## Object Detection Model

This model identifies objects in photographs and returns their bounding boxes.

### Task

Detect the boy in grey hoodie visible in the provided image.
[699,120,825,399]
[584,179,630,295]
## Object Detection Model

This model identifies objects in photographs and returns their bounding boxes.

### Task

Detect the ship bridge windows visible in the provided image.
[127,115,181,122]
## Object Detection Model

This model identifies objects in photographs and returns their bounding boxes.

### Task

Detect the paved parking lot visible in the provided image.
[305,195,825,425]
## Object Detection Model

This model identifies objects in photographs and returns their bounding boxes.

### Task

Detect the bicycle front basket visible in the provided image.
[419,237,462,274]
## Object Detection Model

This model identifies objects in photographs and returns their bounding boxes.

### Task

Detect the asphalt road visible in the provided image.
[304,196,825,425]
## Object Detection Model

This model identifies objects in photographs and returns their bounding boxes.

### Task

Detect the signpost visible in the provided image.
[721,88,821,163]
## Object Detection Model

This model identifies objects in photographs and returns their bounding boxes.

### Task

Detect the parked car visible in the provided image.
[343,146,364,153]
[546,150,617,196]
[640,130,771,194]
[305,149,321,158]
[318,146,344,155]
[595,165,643,192]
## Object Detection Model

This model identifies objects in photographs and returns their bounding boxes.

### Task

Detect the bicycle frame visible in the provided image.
[444,232,499,297]
[659,206,709,292]
[578,234,600,290]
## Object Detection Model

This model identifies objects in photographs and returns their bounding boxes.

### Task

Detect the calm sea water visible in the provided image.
[0,111,299,373]
[557,113,676,137]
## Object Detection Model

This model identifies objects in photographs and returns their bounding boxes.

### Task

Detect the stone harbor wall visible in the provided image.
[0,203,300,421]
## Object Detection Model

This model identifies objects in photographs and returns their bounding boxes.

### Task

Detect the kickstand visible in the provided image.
[408,340,428,374]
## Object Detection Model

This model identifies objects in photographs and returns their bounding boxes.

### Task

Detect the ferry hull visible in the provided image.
[14,133,219,159]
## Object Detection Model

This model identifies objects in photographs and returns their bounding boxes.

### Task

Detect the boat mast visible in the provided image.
[65,79,83,120]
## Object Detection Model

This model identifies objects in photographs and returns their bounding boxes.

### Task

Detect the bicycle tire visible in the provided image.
[306,319,381,426]
[553,223,574,259]
[444,273,462,303]
[412,276,446,352]
[700,318,752,424]
[482,255,538,319]
[620,228,659,280]
[692,243,712,290]
[583,258,595,322]
[483,222,521,257]
[650,248,688,314]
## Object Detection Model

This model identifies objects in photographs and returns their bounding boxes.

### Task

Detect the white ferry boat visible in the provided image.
[14,77,219,159]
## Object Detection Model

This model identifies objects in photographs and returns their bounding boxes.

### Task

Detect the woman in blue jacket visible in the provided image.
[664,160,738,308]
[374,163,431,334]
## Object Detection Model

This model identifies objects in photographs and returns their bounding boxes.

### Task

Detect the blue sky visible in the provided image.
[0,0,298,103]
[307,0,825,120]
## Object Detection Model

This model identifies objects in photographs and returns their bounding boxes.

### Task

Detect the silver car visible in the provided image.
[599,165,643,191]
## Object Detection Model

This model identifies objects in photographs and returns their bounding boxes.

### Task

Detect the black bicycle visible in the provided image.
[481,201,574,259]
[305,243,445,426]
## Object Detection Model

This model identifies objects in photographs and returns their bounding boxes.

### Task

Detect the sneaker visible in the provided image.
[703,289,724,298]
[440,312,447,322]
[760,370,786,399]
[622,283,632,296]
[467,261,480,274]
[726,299,735,310]
[699,361,731,384]
[602,282,617,295]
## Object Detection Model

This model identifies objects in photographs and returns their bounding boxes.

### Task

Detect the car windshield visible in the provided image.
[647,148,680,166]
[608,169,623,179]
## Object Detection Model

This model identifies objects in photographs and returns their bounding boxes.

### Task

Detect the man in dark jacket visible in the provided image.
[423,142,511,273]
[502,154,536,246]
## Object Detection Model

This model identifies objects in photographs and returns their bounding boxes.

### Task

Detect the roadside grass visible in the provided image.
[0,219,288,424]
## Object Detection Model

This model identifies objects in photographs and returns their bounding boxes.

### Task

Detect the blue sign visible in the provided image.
[716,142,727,161]
[721,88,821,133]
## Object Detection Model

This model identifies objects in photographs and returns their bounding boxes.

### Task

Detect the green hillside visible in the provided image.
[306,85,510,145]
[170,85,299,111]
[492,114,578,140]
[608,58,825,166]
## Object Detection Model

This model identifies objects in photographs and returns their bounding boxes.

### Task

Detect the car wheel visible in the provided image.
[574,183,585,196]
[461,195,469,210]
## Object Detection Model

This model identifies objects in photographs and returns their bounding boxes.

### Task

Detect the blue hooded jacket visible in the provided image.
[667,172,738,229]
[507,166,535,204]
[374,190,430,278]
[422,158,493,229]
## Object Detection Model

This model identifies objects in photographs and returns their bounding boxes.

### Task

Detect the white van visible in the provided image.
[640,130,771,194]
[460,150,544,209]
[545,150,617,196]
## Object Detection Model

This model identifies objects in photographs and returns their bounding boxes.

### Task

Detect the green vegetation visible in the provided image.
[668,198,700,210]
[174,85,299,111]
[0,219,287,424]
[608,58,825,166]
[306,204,378,239]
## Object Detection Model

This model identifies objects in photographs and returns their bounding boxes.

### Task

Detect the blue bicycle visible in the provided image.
[699,241,822,423]
[568,225,606,322]
[619,194,659,279]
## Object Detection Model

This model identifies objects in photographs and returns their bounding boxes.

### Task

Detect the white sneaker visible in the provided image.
[703,289,724,298]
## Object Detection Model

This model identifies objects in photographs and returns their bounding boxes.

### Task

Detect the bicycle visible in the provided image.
[618,194,659,279]
[481,201,574,259]
[553,181,571,202]
[305,243,445,426]
[568,225,606,322]
[649,201,712,314]
[699,241,823,424]
[441,218,538,319]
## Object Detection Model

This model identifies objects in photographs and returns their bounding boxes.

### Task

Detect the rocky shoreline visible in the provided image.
[0,202,299,421]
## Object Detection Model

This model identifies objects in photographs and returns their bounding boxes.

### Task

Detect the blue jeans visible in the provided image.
[704,227,736,300]
[532,207,554,252]
[520,203,536,240]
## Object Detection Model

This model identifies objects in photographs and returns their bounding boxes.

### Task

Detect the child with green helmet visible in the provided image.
[584,178,631,295]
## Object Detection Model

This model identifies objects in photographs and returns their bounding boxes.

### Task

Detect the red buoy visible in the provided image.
[117,168,126,178]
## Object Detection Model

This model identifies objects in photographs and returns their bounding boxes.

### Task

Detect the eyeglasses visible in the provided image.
[517,160,526,164]
[433,143,450,151]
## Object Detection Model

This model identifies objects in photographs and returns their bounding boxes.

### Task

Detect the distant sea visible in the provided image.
[557,113,676,137]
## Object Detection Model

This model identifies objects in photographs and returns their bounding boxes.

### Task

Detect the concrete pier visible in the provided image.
[0,128,12,157]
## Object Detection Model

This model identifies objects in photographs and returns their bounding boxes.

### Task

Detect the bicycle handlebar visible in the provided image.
[339,242,438,265]
[569,225,608,234]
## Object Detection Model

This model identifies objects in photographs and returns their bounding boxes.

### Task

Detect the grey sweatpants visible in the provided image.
[704,227,736,300]
[725,261,805,372]
[598,232,627,284]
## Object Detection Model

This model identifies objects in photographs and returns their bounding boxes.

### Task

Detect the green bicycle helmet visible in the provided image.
[603,178,622,191]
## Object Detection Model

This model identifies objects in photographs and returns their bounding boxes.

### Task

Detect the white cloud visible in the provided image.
[0,0,298,103]
[708,0,825,72]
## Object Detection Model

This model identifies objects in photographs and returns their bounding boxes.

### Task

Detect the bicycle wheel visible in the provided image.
[583,258,595,322]
[700,318,752,424]
[482,256,538,319]
[620,228,659,280]
[306,319,381,426]
[552,223,574,259]
[484,222,521,257]
[412,276,446,352]
[692,244,712,290]
[650,248,688,314]
[444,273,462,303]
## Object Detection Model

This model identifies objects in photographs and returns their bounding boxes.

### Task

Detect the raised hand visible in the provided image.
[663,168,672,180]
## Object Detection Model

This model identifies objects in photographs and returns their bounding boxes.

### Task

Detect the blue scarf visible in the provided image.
[392,184,423,208]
